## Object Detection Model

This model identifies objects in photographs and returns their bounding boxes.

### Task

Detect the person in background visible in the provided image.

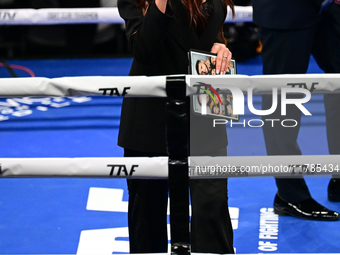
[252,0,340,220]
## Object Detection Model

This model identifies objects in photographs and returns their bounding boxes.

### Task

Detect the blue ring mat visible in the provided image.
[0,56,339,254]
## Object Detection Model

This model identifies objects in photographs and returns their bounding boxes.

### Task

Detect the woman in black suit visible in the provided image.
[118,0,235,253]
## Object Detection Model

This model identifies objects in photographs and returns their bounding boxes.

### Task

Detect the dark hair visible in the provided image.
[208,56,216,69]
[135,0,235,43]
[196,60,200,74]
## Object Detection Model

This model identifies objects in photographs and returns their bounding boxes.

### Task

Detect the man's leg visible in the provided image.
[313,3,340,201]
[260,27,314,203]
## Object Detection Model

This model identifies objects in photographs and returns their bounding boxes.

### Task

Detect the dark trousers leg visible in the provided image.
[126,146,233,254]
[324,94,340,155]
[190,147,234,254]
[125,149,168,253]
[260,27,315,202]
[190,179,233,253]
[312,4,340,183]
[312,4,340,156]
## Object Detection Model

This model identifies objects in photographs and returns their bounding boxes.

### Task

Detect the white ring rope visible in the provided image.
[0,76,168,97]
[189,155,340,178]
[186,74,340,95]
[0,157,169,178]
[0,6,252,25]
[0,74,340,98]
[1,73,340,178]
[1,155,340,178]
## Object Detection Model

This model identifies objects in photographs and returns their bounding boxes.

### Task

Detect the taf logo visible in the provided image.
[108,164,138,176]
[0,12,16,21]
[99,87,130,96]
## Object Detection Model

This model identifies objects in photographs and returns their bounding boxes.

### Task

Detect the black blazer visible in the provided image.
[252,0,324,29]
[118,0,228,154]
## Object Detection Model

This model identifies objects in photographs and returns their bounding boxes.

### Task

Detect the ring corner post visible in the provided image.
[165,75,191,255]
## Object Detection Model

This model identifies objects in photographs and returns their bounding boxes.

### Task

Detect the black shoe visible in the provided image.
[328,178,340,202]
[273,193,339,221]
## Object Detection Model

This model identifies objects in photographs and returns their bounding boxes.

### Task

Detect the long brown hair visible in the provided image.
[137,0,235,44]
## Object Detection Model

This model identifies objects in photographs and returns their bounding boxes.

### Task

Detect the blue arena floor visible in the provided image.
[0,56,339,254]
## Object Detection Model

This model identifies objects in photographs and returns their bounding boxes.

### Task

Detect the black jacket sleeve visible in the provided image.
[118,0,174,64]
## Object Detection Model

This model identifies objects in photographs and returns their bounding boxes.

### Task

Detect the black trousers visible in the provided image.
[125,147,234,254]
[260,3,340,203]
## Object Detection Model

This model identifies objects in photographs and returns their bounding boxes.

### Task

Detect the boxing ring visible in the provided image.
[1,72,340,255]
[1,6,340,255]
[1,73,340,178]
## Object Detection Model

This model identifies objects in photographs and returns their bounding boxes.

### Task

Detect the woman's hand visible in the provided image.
[210,43,232,75]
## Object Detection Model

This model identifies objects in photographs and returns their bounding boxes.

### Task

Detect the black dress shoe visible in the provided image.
[328,178,340,202]
[273,193,339,221]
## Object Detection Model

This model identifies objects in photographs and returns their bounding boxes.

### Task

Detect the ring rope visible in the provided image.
[0,6,252,25]
[1,73,340,178]
[0,74,340,98]
[0,76,168,97]
[0,157,168,178]
[1,155,340,178]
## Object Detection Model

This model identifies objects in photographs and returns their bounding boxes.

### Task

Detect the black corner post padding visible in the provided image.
[165,76,190,255]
